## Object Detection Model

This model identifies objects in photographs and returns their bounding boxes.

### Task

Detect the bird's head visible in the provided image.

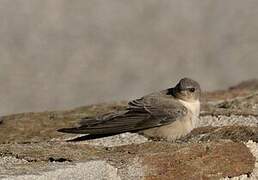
[172,77,201,102]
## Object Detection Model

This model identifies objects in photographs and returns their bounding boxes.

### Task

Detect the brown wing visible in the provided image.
[58,92,187,136]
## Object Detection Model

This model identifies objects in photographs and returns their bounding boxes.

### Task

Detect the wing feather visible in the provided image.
[58,92,187,136]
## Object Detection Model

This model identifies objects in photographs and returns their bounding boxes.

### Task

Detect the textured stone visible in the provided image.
[0,79,258,179]
[141,141,254,180]
[2,161,120,180]
[181,125,258,143]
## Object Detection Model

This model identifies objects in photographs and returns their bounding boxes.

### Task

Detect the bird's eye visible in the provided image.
[189,88,195,92]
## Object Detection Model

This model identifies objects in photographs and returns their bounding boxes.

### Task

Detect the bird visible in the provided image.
[58,77,201,141]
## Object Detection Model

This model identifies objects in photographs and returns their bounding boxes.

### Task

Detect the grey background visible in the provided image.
[0,0,258,116]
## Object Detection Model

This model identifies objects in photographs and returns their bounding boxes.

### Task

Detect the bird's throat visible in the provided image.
[178,99,200,117]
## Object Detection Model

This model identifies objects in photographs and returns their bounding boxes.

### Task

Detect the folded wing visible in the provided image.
[58,93,187,136]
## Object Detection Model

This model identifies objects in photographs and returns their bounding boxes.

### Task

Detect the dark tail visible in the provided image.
[57,127,121,141]
[57,127,85,134]
[67,133,121,141]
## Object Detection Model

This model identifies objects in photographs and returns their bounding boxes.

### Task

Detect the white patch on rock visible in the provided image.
[3,160,120,180]
[118,157,145,180]
[199,115,258,127]
[77,132,149,147]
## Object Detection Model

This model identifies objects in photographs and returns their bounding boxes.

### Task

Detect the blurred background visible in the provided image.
[0,0,258,116]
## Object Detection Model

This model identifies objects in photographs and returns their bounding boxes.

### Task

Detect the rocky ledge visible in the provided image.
[0,79,258,180]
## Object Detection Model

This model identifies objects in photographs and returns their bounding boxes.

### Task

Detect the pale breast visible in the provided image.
[142,99,200,141]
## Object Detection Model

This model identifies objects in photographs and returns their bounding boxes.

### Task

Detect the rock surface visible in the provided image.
[0,79,258,179]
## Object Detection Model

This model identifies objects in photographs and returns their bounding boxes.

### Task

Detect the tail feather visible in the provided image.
[57,127,88,134]
[67,133,121,141]
[57,126,124,135]
[57,127,122,140]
